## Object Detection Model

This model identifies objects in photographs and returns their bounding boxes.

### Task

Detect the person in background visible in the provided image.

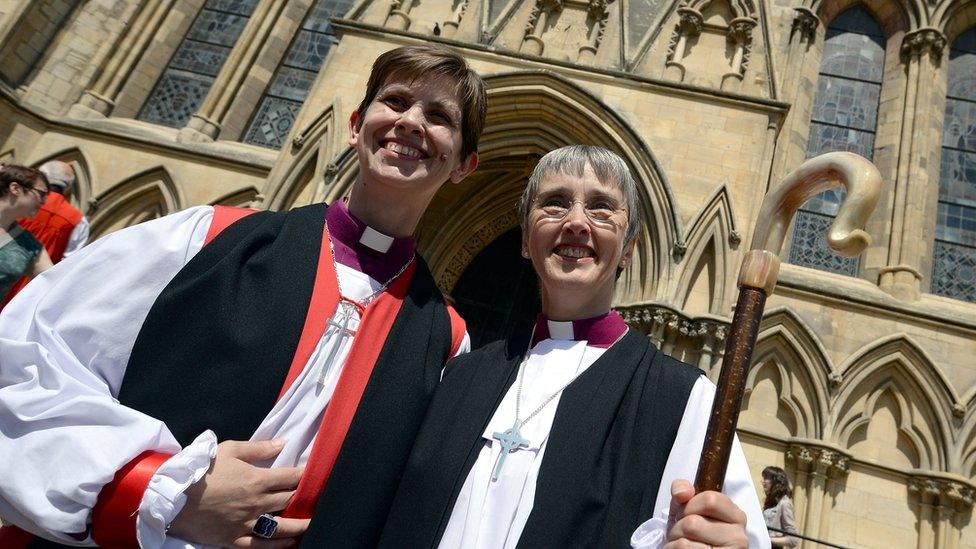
[763,465,799,547]
[2,160,90,306]
[0,165,52,306]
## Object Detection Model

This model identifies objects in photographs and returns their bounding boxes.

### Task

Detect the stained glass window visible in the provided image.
[243,0,354,148]
[137,0,259,128]
[933,28,976,302]
[788,6,885,276]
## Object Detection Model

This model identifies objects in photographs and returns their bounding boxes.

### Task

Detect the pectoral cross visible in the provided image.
[491,421,529,481]
[318,300,360,385]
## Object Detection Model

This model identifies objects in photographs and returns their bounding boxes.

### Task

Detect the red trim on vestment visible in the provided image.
[446,304,466,357]
[0,525,35,549]
[282,261,417,519]
[91,451,172,549]
[204,205,257,246]
[276,223,341,400]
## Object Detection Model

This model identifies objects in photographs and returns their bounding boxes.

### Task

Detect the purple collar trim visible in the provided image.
[532,311,628,348]
[325,201,415,284]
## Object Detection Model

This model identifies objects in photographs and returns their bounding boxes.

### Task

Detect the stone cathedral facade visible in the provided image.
[1,0,975,546]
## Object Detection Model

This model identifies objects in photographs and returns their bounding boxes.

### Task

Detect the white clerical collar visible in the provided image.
[546,319,575,340]
[358,226,394,253]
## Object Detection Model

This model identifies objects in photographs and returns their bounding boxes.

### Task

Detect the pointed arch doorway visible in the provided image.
[451,227,541,348]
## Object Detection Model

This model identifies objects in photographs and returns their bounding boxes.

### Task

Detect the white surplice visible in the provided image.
[0,207,468,548]
[438,321,769,549]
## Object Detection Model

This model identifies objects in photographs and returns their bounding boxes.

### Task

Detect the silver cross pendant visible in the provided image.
[491,421,529,481]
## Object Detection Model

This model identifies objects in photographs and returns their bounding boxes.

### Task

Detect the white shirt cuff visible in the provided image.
[136,431,218,549]
[630,512,667,549]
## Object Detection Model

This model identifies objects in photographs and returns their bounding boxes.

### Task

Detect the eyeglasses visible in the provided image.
[533,196,627,228]
[25,185,48,202]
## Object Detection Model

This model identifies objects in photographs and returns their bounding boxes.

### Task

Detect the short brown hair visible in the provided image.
[0,164,47,197]
[355,45,487,159]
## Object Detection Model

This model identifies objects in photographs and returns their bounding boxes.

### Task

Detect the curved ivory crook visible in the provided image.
[739,151,883,295]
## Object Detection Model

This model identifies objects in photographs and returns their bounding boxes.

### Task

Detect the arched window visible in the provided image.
[788,6,885,275]
[243,0,353,148]
[932,28,976,303]
[137,0,259,128]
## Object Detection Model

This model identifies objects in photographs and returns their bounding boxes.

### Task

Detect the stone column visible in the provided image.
[878,28,947,301]
[786,441,851,542]
[386,0,415,30]
[520,0,562,56]
[577,0,609,64]
[769,7,819,186]
[68,0,177,118]
[177,0,290,143]
[721,17,756,92]
[908,475,975,549]
[440,0,468,38]
[663,7,702,82]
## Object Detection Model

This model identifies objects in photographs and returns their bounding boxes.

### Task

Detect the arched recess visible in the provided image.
[810,0,917,34]
[934,0,976,40]
[210,187,260,208]
[672,184,739,316]
[89,167,182,240]
[280,71,682,299]
[830,335,957,470]
[686,0,757,18]
[28,147,95,216]
[262,102,345,210]
[739,307,832,439]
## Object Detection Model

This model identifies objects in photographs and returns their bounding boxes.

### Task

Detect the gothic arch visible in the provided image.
[672,184,738,315]
[89,167,182,240]
[210,187,260,208]
[300,71,682,298]
[686,0,757,19]
[264,103,344,210]
[934,1,976,41]
[28,147,94,216]
[811,0,917,34]
[739,307,832,439]
[830,334,957,470]
[957,403,976,477]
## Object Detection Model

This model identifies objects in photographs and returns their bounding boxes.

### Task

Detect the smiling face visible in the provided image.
[522,163,635,319]
[349,75,477,200]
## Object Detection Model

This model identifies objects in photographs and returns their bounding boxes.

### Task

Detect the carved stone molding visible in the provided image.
[786,441,851,479]
[790,7,819,44]
[618,302,729,369]
[901,28,947,64]
[437,210,520,292]
[908,475,976,511]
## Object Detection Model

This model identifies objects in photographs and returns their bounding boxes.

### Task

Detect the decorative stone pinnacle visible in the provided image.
[677,7,703,36]
[791,7,819,43]
[901,28,947,61]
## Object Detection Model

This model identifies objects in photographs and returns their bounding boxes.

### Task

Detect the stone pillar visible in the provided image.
[520,0,562,56]
[878,28,948,301]
[786,441,851,542]
[768,7,819,186]
[386,0,414,31]
[68,0,177,119]
[908,475,975,549]
[721,17,756,92]
[441,0,468,38]
[663,7,702,82]
[177,0,290,143]
[577,0,609,64]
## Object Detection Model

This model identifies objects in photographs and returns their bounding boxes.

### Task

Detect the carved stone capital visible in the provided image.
[677,7,703,37]
[617,303,730,344]
[586,0,610,19]
[901,28,947,62]
[728,17,756,44]
[540,0,563,14]
[787,442,851,478]
[908,475,976,511]
[790,7,819,43]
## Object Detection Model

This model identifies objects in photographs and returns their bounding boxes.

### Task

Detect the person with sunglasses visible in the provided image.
[0,164,52,305]
[381,145,767,548]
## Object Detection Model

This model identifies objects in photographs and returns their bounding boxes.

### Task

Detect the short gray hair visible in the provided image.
[518,145,642,244]
[38,160,75,191]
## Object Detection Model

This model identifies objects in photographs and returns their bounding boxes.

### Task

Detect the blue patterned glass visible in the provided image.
[934,28,976,302]
[138,0,257,128]
[789,6,885,276]
[243,0,354,148]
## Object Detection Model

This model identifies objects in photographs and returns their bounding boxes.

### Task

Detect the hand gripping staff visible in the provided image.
[693,151,883,493]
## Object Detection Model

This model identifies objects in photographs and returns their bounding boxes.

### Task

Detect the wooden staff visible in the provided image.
[694,151,882,493]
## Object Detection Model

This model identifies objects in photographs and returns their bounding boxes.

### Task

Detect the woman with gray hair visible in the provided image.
[382,145,767,548]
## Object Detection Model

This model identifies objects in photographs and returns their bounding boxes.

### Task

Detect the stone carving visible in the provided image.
[901,28,947,64]
[790,7,819,44]
[520,0,564,55]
